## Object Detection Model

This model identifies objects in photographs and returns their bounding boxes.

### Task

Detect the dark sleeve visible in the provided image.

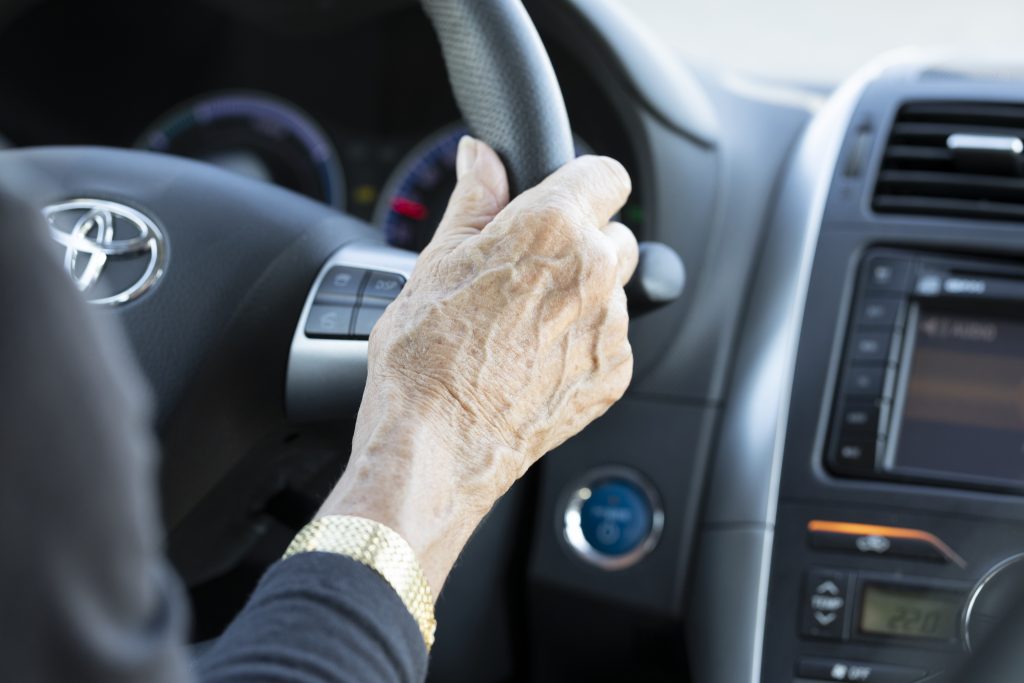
[196,553,428,683]
[0,186,192,682]
[0,186,428,683]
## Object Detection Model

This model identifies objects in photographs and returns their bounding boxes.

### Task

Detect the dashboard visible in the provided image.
[4,2,1024,683]
[751,68,1024,683]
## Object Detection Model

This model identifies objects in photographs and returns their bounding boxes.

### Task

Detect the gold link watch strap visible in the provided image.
[283,515,436,650]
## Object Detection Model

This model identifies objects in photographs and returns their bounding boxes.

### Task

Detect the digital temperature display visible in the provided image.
[859,584,963,641]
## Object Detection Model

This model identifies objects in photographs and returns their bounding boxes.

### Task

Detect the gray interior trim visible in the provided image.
[687,52,911,683]
[285,242,417,422]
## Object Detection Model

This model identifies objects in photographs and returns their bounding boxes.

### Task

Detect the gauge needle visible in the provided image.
[391,196,429,221]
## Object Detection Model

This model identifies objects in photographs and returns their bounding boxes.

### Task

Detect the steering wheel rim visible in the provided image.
[422,0,575,193]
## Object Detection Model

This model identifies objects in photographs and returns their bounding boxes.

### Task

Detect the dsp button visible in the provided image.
[801,569,850,640]
[361,271,406,305]
[563,469,663,570]
[797,658,926,682]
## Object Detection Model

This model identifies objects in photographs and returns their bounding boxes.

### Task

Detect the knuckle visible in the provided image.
[528,196,574,228]
[525,202,578,254]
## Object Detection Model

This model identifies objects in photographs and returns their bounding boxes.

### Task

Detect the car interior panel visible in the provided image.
[3,0,1024,681]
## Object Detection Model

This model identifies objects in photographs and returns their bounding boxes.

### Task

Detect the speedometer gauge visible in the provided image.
[139,92,345,209]
[375,123,591,251]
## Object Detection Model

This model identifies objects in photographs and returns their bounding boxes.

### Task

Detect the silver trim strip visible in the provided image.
[285,241,417,422]
[962,552,1024,653]
[947,132,1024,155]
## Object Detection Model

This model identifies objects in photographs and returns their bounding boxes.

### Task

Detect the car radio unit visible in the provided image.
[827,247,1024,492]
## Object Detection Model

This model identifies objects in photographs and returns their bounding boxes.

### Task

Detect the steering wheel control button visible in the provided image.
[304,304,355,338]
[361,271,406,305]
[796,658,926,683]
[563,468,663,570]
[315,266,367,305]
[801,569,850,640]
[353,304,387,337]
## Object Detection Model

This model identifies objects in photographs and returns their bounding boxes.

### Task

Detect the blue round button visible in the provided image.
[579,478,654,556]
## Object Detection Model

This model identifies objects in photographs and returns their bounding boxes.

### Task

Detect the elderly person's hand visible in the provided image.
[318,137,638,594]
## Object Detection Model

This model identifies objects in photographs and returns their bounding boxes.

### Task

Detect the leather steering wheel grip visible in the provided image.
[421,0,575,193]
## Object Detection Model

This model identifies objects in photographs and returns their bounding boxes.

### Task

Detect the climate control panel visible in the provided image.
[764,504,1024,683]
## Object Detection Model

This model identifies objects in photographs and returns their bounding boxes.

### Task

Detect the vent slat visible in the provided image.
[878,170,1024,200]
[883,145,955,162]
[891,121,1024,141]
[874,196,1024,221]
[899,102,1024,126]
[873,101,1024,223]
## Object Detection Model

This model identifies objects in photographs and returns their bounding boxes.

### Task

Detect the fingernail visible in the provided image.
[456,135,478,179]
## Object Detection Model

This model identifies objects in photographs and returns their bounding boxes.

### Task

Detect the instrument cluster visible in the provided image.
[135,91,623,252]
[0,1,645,252]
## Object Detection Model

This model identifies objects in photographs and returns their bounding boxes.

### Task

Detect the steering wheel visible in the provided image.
[0,0,573,575]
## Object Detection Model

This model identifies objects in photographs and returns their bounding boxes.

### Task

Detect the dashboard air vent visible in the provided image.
[873,102,1024,222]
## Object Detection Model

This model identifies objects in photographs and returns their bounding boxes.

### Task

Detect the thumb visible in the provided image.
[428,136,510,253]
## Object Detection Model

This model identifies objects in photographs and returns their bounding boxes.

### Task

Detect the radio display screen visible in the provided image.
[890,307,1024,487]
[859,583,962,641]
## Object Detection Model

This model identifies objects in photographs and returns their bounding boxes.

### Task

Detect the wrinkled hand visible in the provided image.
[319,137,638,594]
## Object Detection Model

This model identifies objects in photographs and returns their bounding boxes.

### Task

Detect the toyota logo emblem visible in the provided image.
[44,199,167,306]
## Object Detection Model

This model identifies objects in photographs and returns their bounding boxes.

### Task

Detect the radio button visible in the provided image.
[856,298,902,328]
[844,367,884,395]
[797,658,927,682]
[801,569,850,640]
[840,402,879,433]
[831,436,877,474]
[863,257,912,293]
[849,332,891,362]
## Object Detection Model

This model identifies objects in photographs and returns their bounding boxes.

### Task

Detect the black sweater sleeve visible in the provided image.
[0,176,427,683]
[196,553,428,683]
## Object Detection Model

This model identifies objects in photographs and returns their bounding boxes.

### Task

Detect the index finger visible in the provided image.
[505,155,632,229]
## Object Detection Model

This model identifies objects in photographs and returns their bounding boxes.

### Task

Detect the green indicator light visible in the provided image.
[623,204,644,226]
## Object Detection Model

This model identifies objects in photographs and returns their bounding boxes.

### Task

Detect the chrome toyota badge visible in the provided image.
[44,199,167,306]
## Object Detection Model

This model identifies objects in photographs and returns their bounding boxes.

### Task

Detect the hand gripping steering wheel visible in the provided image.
[0,0,574,552]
